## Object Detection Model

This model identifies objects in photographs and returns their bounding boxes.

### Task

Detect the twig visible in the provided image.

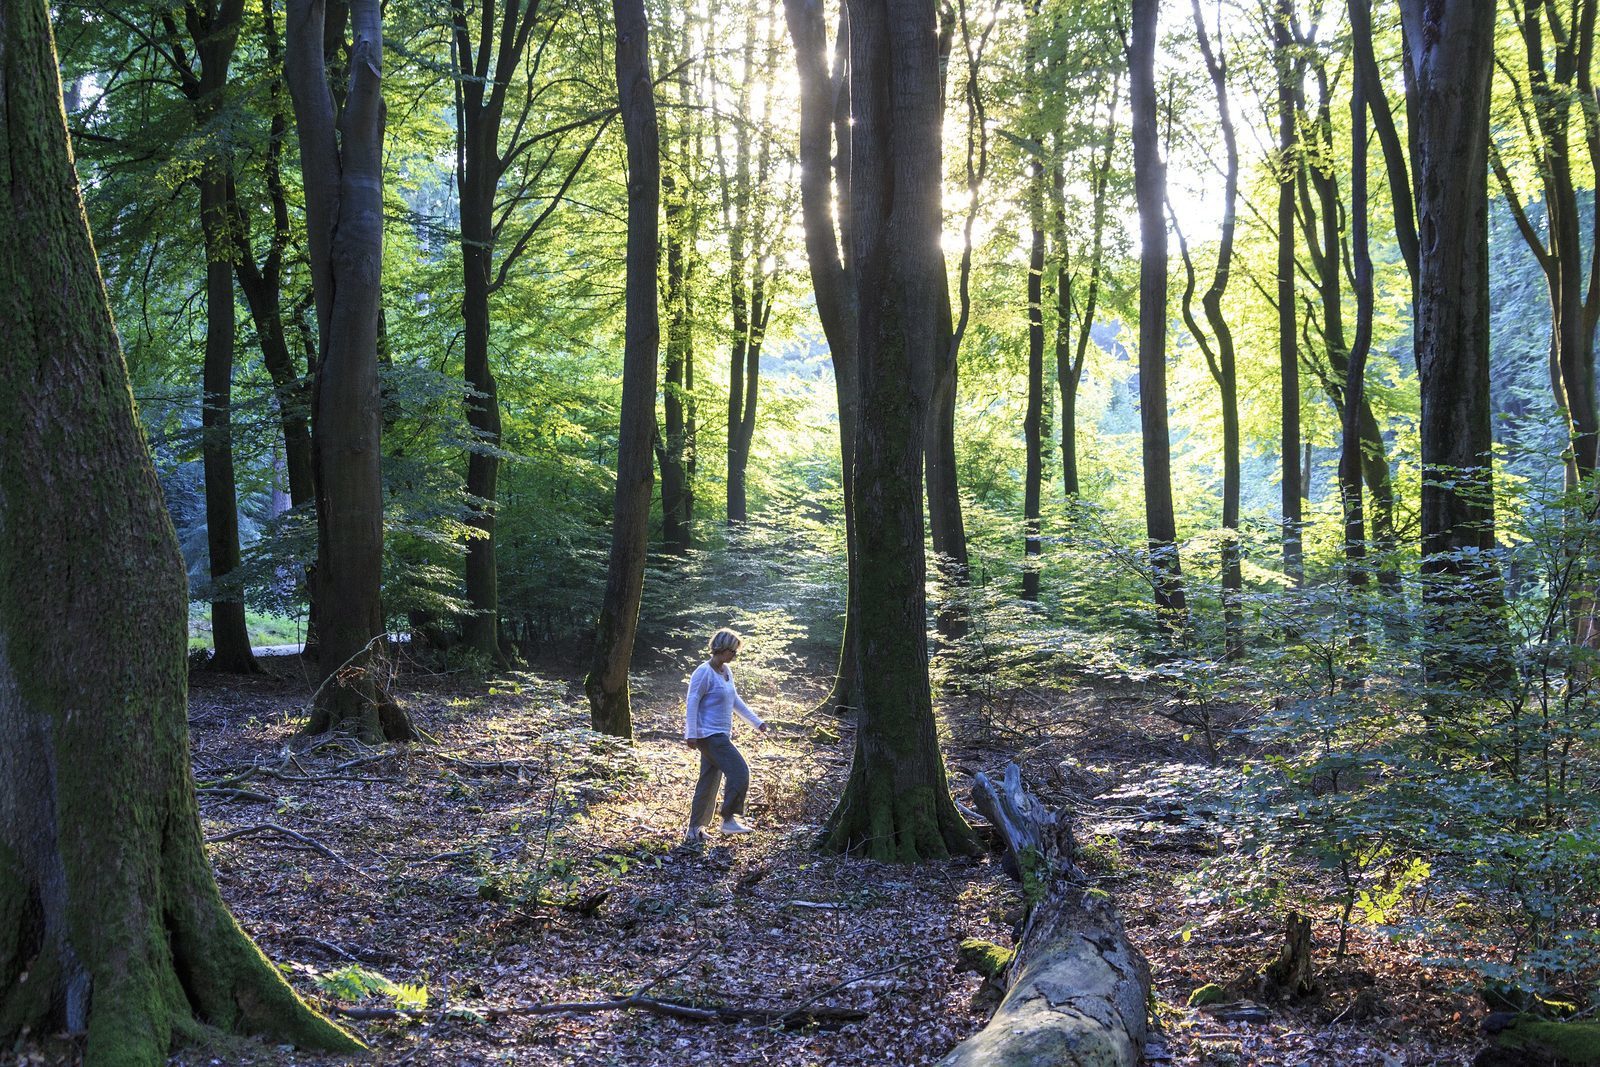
[205,822,370,879]
[197,786,274,803]
[773,950,941,1025]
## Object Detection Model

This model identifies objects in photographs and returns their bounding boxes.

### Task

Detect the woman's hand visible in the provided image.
[756,722,770,733]
[684,738,700,750]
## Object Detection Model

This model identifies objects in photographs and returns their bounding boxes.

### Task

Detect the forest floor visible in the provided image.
[153,645,1486,1066]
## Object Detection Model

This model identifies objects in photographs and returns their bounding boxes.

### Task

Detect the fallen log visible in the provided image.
[940,763,1150,1067]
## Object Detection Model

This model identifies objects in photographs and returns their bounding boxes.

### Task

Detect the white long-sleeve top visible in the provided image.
[684,660,764,739]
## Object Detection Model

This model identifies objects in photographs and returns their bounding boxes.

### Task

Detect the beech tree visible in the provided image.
[783,0,860,710]
[286,0,416,740]
[448,0,613,661]
[1171,0,1242,657]
[1400,0,1502,654]
[0,2,358,1058]
[819,0,976,861]
[1273,0,1303,584]
[586,0,660,737]
[1128,0,1187,627]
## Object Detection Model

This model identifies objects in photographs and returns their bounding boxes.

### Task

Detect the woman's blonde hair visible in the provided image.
[708,628,742,654]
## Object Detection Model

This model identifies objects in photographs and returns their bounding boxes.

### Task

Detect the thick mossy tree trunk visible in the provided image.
[287,0,415,741]
[784,0,860,713]
[0,6,359,1061]
[819,0,977,863]
[586,0,660,739]
[1400,0,1505,676]
[1130,0,1187,629]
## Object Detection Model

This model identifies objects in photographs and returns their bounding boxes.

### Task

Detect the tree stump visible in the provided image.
[940,764,1151,1067]
[1260,910,1315,997]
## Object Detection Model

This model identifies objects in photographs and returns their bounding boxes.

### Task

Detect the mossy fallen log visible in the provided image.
[1478,1016,1600,1066]
[940,764,1151,1067]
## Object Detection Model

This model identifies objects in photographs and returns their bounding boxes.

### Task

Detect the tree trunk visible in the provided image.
[784,0,860,712]
[927,1,979,605]
[286,0,415,741]
[1023,154,1046,603]
[659,163,692,553]
[1130,0,1187,628]
[0,6,359,1058]
[1275,0,1303,585]
[199,170,261,674]
[939,766,1150,1066]
[1177,0,1241,658]
[1401,0,1503,667]
[820,0,977,862]
[460,139,506,662]
[1058,78,1119,500]
[1298,60,1399,589]
[1345,12,1374,591]
[586,0,660,739]
[182,0,259,675]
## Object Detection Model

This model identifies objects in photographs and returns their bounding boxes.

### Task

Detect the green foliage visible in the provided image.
[314,966,428,1012]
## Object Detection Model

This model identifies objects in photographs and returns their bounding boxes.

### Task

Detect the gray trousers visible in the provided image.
[689,732,749,825]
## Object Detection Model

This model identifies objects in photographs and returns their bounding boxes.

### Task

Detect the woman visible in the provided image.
[683,628,768,841]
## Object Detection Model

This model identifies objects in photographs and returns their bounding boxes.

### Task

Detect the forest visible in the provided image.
[2,0,1599,1063]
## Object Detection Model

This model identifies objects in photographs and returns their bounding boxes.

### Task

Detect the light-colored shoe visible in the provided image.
[684,826,707,845]
[720,816,753,835]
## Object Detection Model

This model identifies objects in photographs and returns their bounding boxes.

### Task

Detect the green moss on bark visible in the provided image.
[1496,1018,1600,1065]
[0,5,363,1062]
[958,939,1016,979]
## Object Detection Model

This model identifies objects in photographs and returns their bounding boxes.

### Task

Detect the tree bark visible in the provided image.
[1400,0,1504,673]
[1023,143,1046,602]
[1296,59,1399,589]
[1345,5,1374,591]
[938,766,1150,1067]
[585,0,660,739]
[784,0,860,712]
[176,0,260,674]
[286,0,415,740]
[721,17,777,526]
[1129,0,1187,629]
[819,0,977,862]
[1057,77,1119,500]
[1275,0,1303,585]
[1174,0,1242,658]
[0,5,359,1057]
[200,166,261,674]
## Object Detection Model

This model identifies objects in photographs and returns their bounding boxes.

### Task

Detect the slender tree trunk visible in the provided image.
[286,0,414,740]
[1345,16,1374,591]
[0,6,359,1057]
[785,0,860,711]
[586,0,660,738]
[1184,0,1242,657]
[1298,62,1399,588]
[199,170,261,674]
[1058,78,1119,499]
[659,164,692,552]
[1023,156,1046,602]
[1130,0,1187,628]
[180,0,259,674]
[820,0,976,861]
[1275,0,1303,584]
[1401,0,1502,673]
[926,4,978,636]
